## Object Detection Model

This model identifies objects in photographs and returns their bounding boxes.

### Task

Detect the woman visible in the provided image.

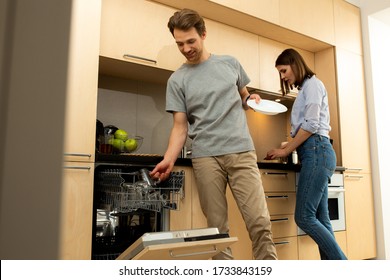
[266,48,347,260]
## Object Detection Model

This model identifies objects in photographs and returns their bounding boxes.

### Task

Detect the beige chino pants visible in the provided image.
[192,151,277,260]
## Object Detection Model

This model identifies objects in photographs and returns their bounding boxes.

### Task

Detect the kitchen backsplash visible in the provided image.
[97,75,289,159]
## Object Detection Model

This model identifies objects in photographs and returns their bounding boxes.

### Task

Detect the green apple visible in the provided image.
[114,129,128,141]
[112,138,124,151]
[124,138,138,152]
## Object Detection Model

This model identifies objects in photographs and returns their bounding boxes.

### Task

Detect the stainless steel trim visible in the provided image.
[63,166,91,170]
[265,195,289,199]
[64,153,92,158]
[345,168,363,172]
[123,54,157,64]
[274,241,290,246]
[270,217,289,222]
[345,175,364,179]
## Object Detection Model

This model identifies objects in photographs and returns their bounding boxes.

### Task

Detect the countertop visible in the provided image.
[96,153,344,172]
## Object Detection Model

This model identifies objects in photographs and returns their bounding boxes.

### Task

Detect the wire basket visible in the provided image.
[95,169,184,213]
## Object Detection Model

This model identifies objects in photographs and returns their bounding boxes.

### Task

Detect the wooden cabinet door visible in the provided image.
[298,231,347,260]
[63,0,101,163]
[258,36,315,95]
[209,0,279,25]
[227,187,253,259]
[100,0,183,71]
[333,0,362,55]
[336,49,371,172]
[205,19,260,89]
[344,173,376,259]
[279,0,335,45]
[59,162,94,259]
[274,236,298,260]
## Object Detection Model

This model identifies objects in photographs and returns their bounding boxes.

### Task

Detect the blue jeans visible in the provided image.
[296,134,347,260]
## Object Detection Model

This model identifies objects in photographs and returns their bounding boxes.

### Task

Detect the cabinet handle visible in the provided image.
[270,217,289,222]
[262,172,288,176]
[63,166,91,170]
[123,54,157,64]
[274,241,290,246]
[169,245,217,258]
[64,153,92,158]
[265,195,289,199]
[344,175,364,179]
[345,168,363,172]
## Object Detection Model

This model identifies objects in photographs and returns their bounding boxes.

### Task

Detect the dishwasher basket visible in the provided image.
[95,169,184,213]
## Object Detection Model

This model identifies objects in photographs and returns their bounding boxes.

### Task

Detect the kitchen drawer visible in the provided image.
[270,214,297,238]
[260,170,296,192]
[266,192,296,215]
[274,236,298,260]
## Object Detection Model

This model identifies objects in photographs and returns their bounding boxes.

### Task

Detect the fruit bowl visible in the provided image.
[120,135,143,154]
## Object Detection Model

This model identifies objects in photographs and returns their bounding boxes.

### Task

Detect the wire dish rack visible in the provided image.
[95,169,184,213]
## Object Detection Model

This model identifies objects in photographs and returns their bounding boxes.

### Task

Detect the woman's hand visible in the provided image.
[266,147,289,160]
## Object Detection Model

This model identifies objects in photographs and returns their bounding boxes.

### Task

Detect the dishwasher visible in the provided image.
[92,163,184,260]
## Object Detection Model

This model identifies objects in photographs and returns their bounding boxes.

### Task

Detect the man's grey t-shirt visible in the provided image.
[166,54,255,158]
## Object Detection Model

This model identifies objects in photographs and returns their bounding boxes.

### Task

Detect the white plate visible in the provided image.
[247,99,288,115]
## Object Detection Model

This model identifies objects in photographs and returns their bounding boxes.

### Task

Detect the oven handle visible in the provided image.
[328,188,345,193]
[169,245,217,258]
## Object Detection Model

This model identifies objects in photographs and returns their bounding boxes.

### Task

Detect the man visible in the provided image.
[150,8,277,260]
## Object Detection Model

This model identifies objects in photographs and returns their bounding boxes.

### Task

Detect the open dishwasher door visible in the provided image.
[116,228,238,260]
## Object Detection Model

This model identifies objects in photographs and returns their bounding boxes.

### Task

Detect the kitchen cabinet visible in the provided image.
[344,173,376,259]
[279,0,335,45]
[211,0,335,45]
[258,37,315,95]
[297,231,347,260]
[63,0,101,164]
[336,50,371,172]
[273,237,299,260]
[59,162,94,259]
[226,170,298,260]
[205,19,260,88]
[60,0,101,259]
[209,0,280,25]
[100,0,183,72]
[333,0,363,55]
[333,1,375,259]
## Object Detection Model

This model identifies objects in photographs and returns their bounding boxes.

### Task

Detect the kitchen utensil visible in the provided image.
[247,99,287,115]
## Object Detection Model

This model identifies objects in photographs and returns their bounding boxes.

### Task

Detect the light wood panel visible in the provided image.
[63,0,101,162]
[336,49,371,172]
[274,236,298,260]
[314,47,342,166]
[258,37,315,95]
[100,0,184,71]
[205,19,260,88]
[60,162,94,259]
[344,173,376,259]
[209,0,280,25]
[279,0,335,45]
[298,231,347,260]
[333,0,363,54]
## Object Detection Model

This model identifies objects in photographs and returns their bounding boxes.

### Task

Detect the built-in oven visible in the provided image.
[296,172,345,235]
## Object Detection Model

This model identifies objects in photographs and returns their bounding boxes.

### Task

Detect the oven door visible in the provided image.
[327,186,346,232]
[297,186,346,235]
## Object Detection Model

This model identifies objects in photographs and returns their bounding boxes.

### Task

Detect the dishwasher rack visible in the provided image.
[95,168,184,213]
